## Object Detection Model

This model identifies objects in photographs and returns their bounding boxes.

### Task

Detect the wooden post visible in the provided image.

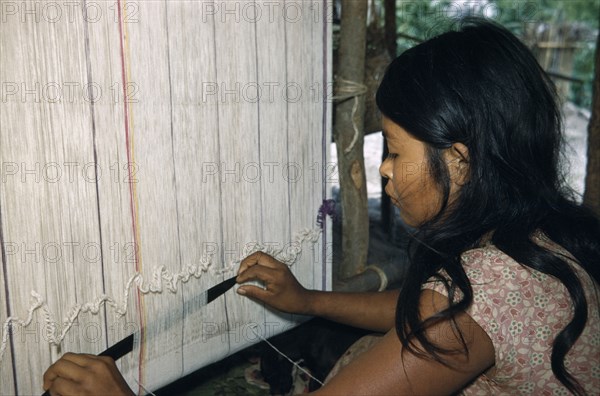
[584,25,600,215]
[335,0,369,279]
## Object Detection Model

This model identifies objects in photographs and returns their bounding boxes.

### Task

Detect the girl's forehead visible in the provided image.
[381,117,400,137]
[382,118,413,144]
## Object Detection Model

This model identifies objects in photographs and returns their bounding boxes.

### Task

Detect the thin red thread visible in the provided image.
[116,0,144,389]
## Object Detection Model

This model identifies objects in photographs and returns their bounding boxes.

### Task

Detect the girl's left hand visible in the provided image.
[43,353,134,396]
[236,251,315,315]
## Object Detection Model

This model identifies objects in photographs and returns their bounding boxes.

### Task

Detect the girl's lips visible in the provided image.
[384,185,394,199]
[384,187,400,206]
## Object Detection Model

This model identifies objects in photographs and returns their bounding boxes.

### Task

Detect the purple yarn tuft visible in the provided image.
[317,199,337,228]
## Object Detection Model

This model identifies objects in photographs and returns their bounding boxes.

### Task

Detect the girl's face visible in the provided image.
[379,116,467,227]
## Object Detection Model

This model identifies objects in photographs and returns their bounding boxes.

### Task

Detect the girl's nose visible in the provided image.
[379,158,393,180]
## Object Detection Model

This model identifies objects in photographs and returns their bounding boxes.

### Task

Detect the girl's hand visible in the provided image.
[236,252,314,315]
[43,353,134,396]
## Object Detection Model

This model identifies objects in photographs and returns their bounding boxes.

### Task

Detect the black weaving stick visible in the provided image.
[40,276,237,395]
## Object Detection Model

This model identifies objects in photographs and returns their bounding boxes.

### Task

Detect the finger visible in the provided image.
[43,358,86,385]
[97,355,117,367]
[60,352,97,366]
[238,251,282,275]
[86,356,118,378]
[48,376,81,396]
[44,353,102,389]
[236,264,278,284]
[238,251,266,275]
[237,284,272,301]
[43,365,55,390]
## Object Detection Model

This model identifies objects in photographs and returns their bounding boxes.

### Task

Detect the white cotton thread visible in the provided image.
[0,292,44,364]
[249,323,324,386]
[0,228,322,362]
[332,78,368,155]
[365,265,389,292]
[50,344,60,364]
[134,378,157,396]
[344,95,361,154]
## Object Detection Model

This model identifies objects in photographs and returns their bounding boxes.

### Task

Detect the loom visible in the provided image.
[0,1,332,393]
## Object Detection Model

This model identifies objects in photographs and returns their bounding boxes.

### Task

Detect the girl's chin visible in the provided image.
[399,213,412,226]
[395,207,419,228]
[386,195,417,226]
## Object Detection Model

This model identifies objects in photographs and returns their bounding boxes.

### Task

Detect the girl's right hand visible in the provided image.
[236,251,314,315]
[43,353,134,396]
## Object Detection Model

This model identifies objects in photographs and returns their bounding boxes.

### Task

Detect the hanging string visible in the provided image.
[133,378,157,396]
[0,228,322,363]
[248,323,324,387]
[332,78,368,154]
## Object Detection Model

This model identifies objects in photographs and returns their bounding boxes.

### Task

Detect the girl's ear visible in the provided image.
[445,143,470,185]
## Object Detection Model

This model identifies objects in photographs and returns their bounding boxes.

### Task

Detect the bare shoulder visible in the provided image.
[311,290,495,396]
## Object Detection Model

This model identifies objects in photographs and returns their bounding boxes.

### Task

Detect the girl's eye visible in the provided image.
[387,153,398,160]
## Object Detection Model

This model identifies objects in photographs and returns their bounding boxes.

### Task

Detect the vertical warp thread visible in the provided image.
[0,181,18,392]
[82,0,110,361]
[116,0,145,388]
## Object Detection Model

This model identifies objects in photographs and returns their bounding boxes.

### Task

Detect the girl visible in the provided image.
[43,19,600,395]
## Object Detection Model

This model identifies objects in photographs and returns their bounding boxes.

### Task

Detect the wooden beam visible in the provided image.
[334,0,369,279]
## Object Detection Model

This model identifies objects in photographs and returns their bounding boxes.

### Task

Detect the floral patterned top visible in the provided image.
[423,234,600,395]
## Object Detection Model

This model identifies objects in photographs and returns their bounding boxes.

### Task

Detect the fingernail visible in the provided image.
[237,287,246,295]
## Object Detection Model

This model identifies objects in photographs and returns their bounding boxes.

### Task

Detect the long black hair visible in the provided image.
[376,18,600,395]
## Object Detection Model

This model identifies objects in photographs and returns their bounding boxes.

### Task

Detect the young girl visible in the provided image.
[43,19,600,395]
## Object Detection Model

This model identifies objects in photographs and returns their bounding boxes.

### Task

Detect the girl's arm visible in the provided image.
[310,289,495,395]
[237,252,496,395]
[303,289,400,332]
[236,252,399,332]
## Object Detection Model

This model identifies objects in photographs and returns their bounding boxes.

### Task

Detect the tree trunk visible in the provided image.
[335,0,369,279]
[584,26,600,215]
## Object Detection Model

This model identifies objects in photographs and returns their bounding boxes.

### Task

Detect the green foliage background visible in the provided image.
[393,0,599,108]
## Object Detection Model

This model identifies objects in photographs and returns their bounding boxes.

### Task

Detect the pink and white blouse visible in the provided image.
[423,234,600,395]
